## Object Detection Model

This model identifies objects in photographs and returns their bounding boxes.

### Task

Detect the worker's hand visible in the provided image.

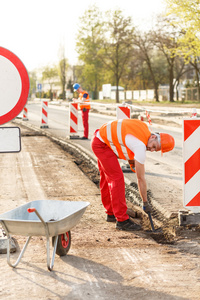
[143,202,152,213]
[130,164,136,173]
[128,159,136,173]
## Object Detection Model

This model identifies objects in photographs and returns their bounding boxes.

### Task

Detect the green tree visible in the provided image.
[58,58,68,100]
[149,14,194,102]
[132,30,169,102]
[165,0,200,100]
[99,9,135,102]
[58,45,69,100]
[42,65,58,101]
[76,5,104,99]
[29,71,37,98]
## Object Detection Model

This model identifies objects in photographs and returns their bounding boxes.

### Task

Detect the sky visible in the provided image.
[0,0,166,71]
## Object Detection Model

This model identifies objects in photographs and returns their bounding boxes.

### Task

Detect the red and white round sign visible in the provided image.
[0,47,29,125]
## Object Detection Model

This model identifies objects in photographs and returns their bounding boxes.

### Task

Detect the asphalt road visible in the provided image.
[24,101,182,170]
[21,101,183,218]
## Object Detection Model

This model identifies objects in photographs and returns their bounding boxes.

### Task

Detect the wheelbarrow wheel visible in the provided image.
[52,231,71,256]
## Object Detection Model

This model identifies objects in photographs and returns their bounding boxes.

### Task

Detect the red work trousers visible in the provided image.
[91,132,129,222]
[81,109,89,138]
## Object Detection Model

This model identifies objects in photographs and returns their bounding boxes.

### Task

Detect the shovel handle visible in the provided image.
[148,212,155,232]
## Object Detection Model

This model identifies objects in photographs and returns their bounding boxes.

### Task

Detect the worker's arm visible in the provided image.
[81,93,88,102]
[128,159,136,173]
[135,160,152,213]
[135,160,147,203]
[128,159,135,166]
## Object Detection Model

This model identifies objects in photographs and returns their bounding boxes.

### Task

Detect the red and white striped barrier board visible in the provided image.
[40,100,49,128]
[116,105,131,119]
[191,108,197,118]
[183,119,200,212]
[145,110,152,125]
[23,106,28,121]
[69,102,79,138]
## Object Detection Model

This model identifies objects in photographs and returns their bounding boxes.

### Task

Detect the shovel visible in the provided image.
[147,212,162,233]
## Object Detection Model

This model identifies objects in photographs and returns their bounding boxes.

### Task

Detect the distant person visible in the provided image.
[73,83,91,139]
[91,119,175,231]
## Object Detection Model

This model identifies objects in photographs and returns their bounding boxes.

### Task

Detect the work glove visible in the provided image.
[143,202,152,214]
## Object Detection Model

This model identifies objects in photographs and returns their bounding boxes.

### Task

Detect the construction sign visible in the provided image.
[116,105,131,119]
[0,47,29,125]
[183,119,200,212]
[0,47,29,152]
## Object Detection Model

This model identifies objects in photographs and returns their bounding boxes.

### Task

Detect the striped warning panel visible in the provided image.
[183,119,200,212]
[70,103,78,133]
[145,110,152,125]
[23,106,28,121]
[116,105,130,119]
[40,100,49,128]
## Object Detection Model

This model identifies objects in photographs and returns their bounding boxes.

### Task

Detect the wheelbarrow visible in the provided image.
[0,200,90,271]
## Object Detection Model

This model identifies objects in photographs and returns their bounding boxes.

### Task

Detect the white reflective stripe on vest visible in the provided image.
[106,121,118,156]
[117,120,129,160]
[106,120,129,160]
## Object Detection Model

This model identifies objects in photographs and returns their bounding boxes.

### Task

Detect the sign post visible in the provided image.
[37,83,42,100]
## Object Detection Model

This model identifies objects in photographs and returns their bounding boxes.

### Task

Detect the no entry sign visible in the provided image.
[0,47,29,125]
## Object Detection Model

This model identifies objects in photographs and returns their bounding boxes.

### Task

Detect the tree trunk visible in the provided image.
[195,69,200,102]
[176,80,179,101]
[169,66,174,102]
[94,74,98,100]
[116,77,119,103]
[154,85,159,102]
[145,55,159,102]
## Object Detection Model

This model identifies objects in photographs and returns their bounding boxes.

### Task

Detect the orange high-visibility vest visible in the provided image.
[99,119,151,160]
[79,91,91,110]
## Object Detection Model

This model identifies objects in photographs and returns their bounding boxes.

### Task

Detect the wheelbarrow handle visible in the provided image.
[27,207,45,225]
[27,208,36,213]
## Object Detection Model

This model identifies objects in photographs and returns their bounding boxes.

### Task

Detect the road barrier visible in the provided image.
[116,105,131,119]
[183,119,200,213]
[22,106,28,121]
[40,100,49,128]
[69,102,79,139]
[191,108,197,118]
[145,110,152,126]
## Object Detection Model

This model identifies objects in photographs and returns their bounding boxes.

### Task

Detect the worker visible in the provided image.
[73,83,91,139]
[91,119,175,231]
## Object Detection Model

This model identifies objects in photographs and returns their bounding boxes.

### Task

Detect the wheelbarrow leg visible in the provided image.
[46,235,58,271]
[1,220,32,268]
[7,236,32,268]
[28,208,59,271]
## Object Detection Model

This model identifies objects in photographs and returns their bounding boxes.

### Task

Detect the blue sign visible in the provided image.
[37,83,42,91]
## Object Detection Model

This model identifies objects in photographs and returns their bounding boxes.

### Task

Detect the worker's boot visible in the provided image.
[116,218,141,231]
[106,215,116,222]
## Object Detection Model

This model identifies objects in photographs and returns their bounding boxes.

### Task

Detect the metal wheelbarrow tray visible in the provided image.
[0,200,90,271]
